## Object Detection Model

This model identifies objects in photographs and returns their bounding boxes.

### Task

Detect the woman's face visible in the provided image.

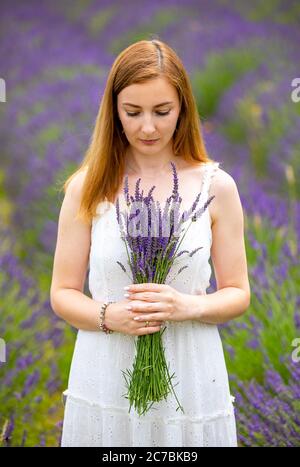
[117,77,181,155]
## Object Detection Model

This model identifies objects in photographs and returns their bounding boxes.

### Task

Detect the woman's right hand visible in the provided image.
[103,300,165,336]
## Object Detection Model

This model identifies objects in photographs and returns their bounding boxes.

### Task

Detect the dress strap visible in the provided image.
[200,161,220,205]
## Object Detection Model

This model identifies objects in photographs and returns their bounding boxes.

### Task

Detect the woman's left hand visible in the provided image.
[123,283,189,324]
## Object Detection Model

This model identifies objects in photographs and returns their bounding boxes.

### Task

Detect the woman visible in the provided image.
[50,39,250,447]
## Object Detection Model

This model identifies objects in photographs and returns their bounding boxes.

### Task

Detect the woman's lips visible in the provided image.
[140,139,159,144]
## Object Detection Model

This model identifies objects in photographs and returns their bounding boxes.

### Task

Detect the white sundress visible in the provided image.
[60,161,238,447]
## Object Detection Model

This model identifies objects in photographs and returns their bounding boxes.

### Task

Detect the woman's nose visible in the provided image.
[141,117,156,133]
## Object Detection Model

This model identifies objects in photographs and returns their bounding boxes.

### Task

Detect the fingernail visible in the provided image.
[124,293,130,298]
[133,317,140,320]
[124,286,130,290]
[126,305,132,310]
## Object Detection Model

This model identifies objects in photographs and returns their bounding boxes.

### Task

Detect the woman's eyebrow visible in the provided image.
[122,101,173,108]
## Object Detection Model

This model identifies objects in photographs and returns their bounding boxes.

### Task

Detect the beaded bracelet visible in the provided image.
[99,301,114,334]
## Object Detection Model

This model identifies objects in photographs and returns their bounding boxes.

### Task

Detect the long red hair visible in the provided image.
[62,39,215,225]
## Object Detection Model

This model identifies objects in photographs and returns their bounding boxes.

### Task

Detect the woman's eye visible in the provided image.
[126,111,170,117]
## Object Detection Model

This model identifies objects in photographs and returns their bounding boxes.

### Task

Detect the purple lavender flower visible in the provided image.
[115,161,215,284]
[114,160,215,416]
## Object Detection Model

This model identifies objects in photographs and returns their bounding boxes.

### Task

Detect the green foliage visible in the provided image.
[226,0,300,24]
[89,6,116,37]
[191,43,263,118]
[109,7,194,54]
[0,268,76,446]
[220,227,299,390]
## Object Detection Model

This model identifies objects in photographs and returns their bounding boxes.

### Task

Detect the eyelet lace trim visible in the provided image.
[200,161,220,204]
[62,390,235,425]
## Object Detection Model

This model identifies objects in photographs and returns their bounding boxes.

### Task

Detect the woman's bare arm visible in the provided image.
[186,169,251,324]
[50,169,103,331]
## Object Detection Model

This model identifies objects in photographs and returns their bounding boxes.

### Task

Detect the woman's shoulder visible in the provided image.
[209,163,238,195]
[205,161,238,224]
[66,167,88,199]
[192,160,236,191]
[208,164,241,225]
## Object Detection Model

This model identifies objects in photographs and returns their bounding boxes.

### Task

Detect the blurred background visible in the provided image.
[0,0,299,447]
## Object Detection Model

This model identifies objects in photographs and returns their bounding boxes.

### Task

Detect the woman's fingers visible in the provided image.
[153,321,165,326]
[137,325,162,336]
[126,292,161,302]
[126,301,164,312]
[137,320,165,326]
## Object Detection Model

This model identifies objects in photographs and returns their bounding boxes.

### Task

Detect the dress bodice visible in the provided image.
[88,161,220,302]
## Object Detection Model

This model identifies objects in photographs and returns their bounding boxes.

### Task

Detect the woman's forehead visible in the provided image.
[118,78,178,104]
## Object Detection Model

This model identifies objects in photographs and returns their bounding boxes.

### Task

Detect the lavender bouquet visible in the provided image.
[115,161,215,416]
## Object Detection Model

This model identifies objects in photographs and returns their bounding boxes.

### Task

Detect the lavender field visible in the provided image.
[0,0,299,447]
